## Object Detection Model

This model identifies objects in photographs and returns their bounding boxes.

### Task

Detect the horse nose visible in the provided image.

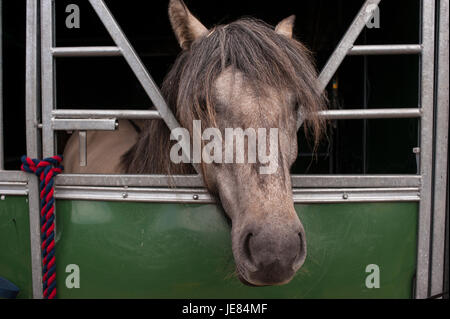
[240,222,307,285]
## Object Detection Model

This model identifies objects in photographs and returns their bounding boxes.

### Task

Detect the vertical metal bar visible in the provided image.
[26,0,43,299]
[41,0,55,157]
[79,131,87,166]
[445,161,450,296]
[363,32,368,174]
[431,0,449,297]
[416,0,436,299]
[0,0,4,170]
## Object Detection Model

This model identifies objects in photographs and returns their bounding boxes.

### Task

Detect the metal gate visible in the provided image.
[0,0,448,298]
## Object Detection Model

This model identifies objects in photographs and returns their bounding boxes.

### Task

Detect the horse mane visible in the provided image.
[122,18,326,174]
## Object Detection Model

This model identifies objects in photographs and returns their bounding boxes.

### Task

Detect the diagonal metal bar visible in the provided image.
[298,0,381,129]
[88,0,199,174]
[317,0,382,91]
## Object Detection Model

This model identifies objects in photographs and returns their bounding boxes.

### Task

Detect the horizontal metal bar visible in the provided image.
[348,44,422,55]
[0,181,28,195]
[51,46,122,57]
[52,109,161,120]
[55,174,205,188]
[54,185,420,203]
[55,186,211,203]
[292,187,420,203]
[51,118,118,131]
[55,174,421,189]
[291,175,421,188]
[317,108,422,120]
[0,170,29,182]
[52,108,419,124]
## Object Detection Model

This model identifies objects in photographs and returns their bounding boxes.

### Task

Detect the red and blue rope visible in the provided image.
[21,155,63,299]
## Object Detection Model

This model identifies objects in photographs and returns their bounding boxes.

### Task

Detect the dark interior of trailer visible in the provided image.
[2,0,421,174]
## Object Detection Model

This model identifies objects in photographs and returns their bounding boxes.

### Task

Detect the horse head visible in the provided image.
[165,0,326,286]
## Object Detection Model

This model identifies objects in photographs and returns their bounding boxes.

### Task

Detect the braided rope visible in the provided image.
[21,155,63,299]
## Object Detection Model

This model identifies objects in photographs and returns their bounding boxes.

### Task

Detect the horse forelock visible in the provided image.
[165,18,326,140]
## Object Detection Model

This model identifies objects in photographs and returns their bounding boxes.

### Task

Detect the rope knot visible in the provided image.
[20,155,63,299]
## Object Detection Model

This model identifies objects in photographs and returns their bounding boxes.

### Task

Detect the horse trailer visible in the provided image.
[0,0,448,299]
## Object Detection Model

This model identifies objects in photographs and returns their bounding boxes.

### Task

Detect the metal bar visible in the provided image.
[0,170,29,182]
[317,108,422,120]
[0,0,3,170]
[52,109,161,120]
[318,0,382,91]
[291,175,421,188]
[363,40,368,174]
[431,0,449,298]
[445,155,450,298]
[41,0,55,157]
[52,46,121,57]
[53,109,420,121]
[298,0,382,129]
[79,131,87,166]
[54,174,421,188]
[56,174,205,188]
[416,0,436,299]
[26,0,43,299]
[88,0,199,173]
[51,118,117,131]
[0,182,29,195]
[348,44,423,55]
[292,188,420,203]
[54,186,420,204]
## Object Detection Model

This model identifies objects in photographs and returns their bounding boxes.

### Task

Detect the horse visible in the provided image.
[63,0,326,286]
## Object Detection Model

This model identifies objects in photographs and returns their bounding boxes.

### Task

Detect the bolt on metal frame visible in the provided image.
[0,0,443,298]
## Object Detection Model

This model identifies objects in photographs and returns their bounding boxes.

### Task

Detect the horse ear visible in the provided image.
[275,15,296,38]
[169,0,208,50]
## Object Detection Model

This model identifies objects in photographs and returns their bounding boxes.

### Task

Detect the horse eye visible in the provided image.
[214,102,225,114]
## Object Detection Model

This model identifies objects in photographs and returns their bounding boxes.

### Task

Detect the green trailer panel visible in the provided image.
[54,200,418,299]
[0,196,33,299]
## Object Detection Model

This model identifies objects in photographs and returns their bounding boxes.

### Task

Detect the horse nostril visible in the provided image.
[243,232,253,261]
[292,231,307,270]
[242,232,258,272]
